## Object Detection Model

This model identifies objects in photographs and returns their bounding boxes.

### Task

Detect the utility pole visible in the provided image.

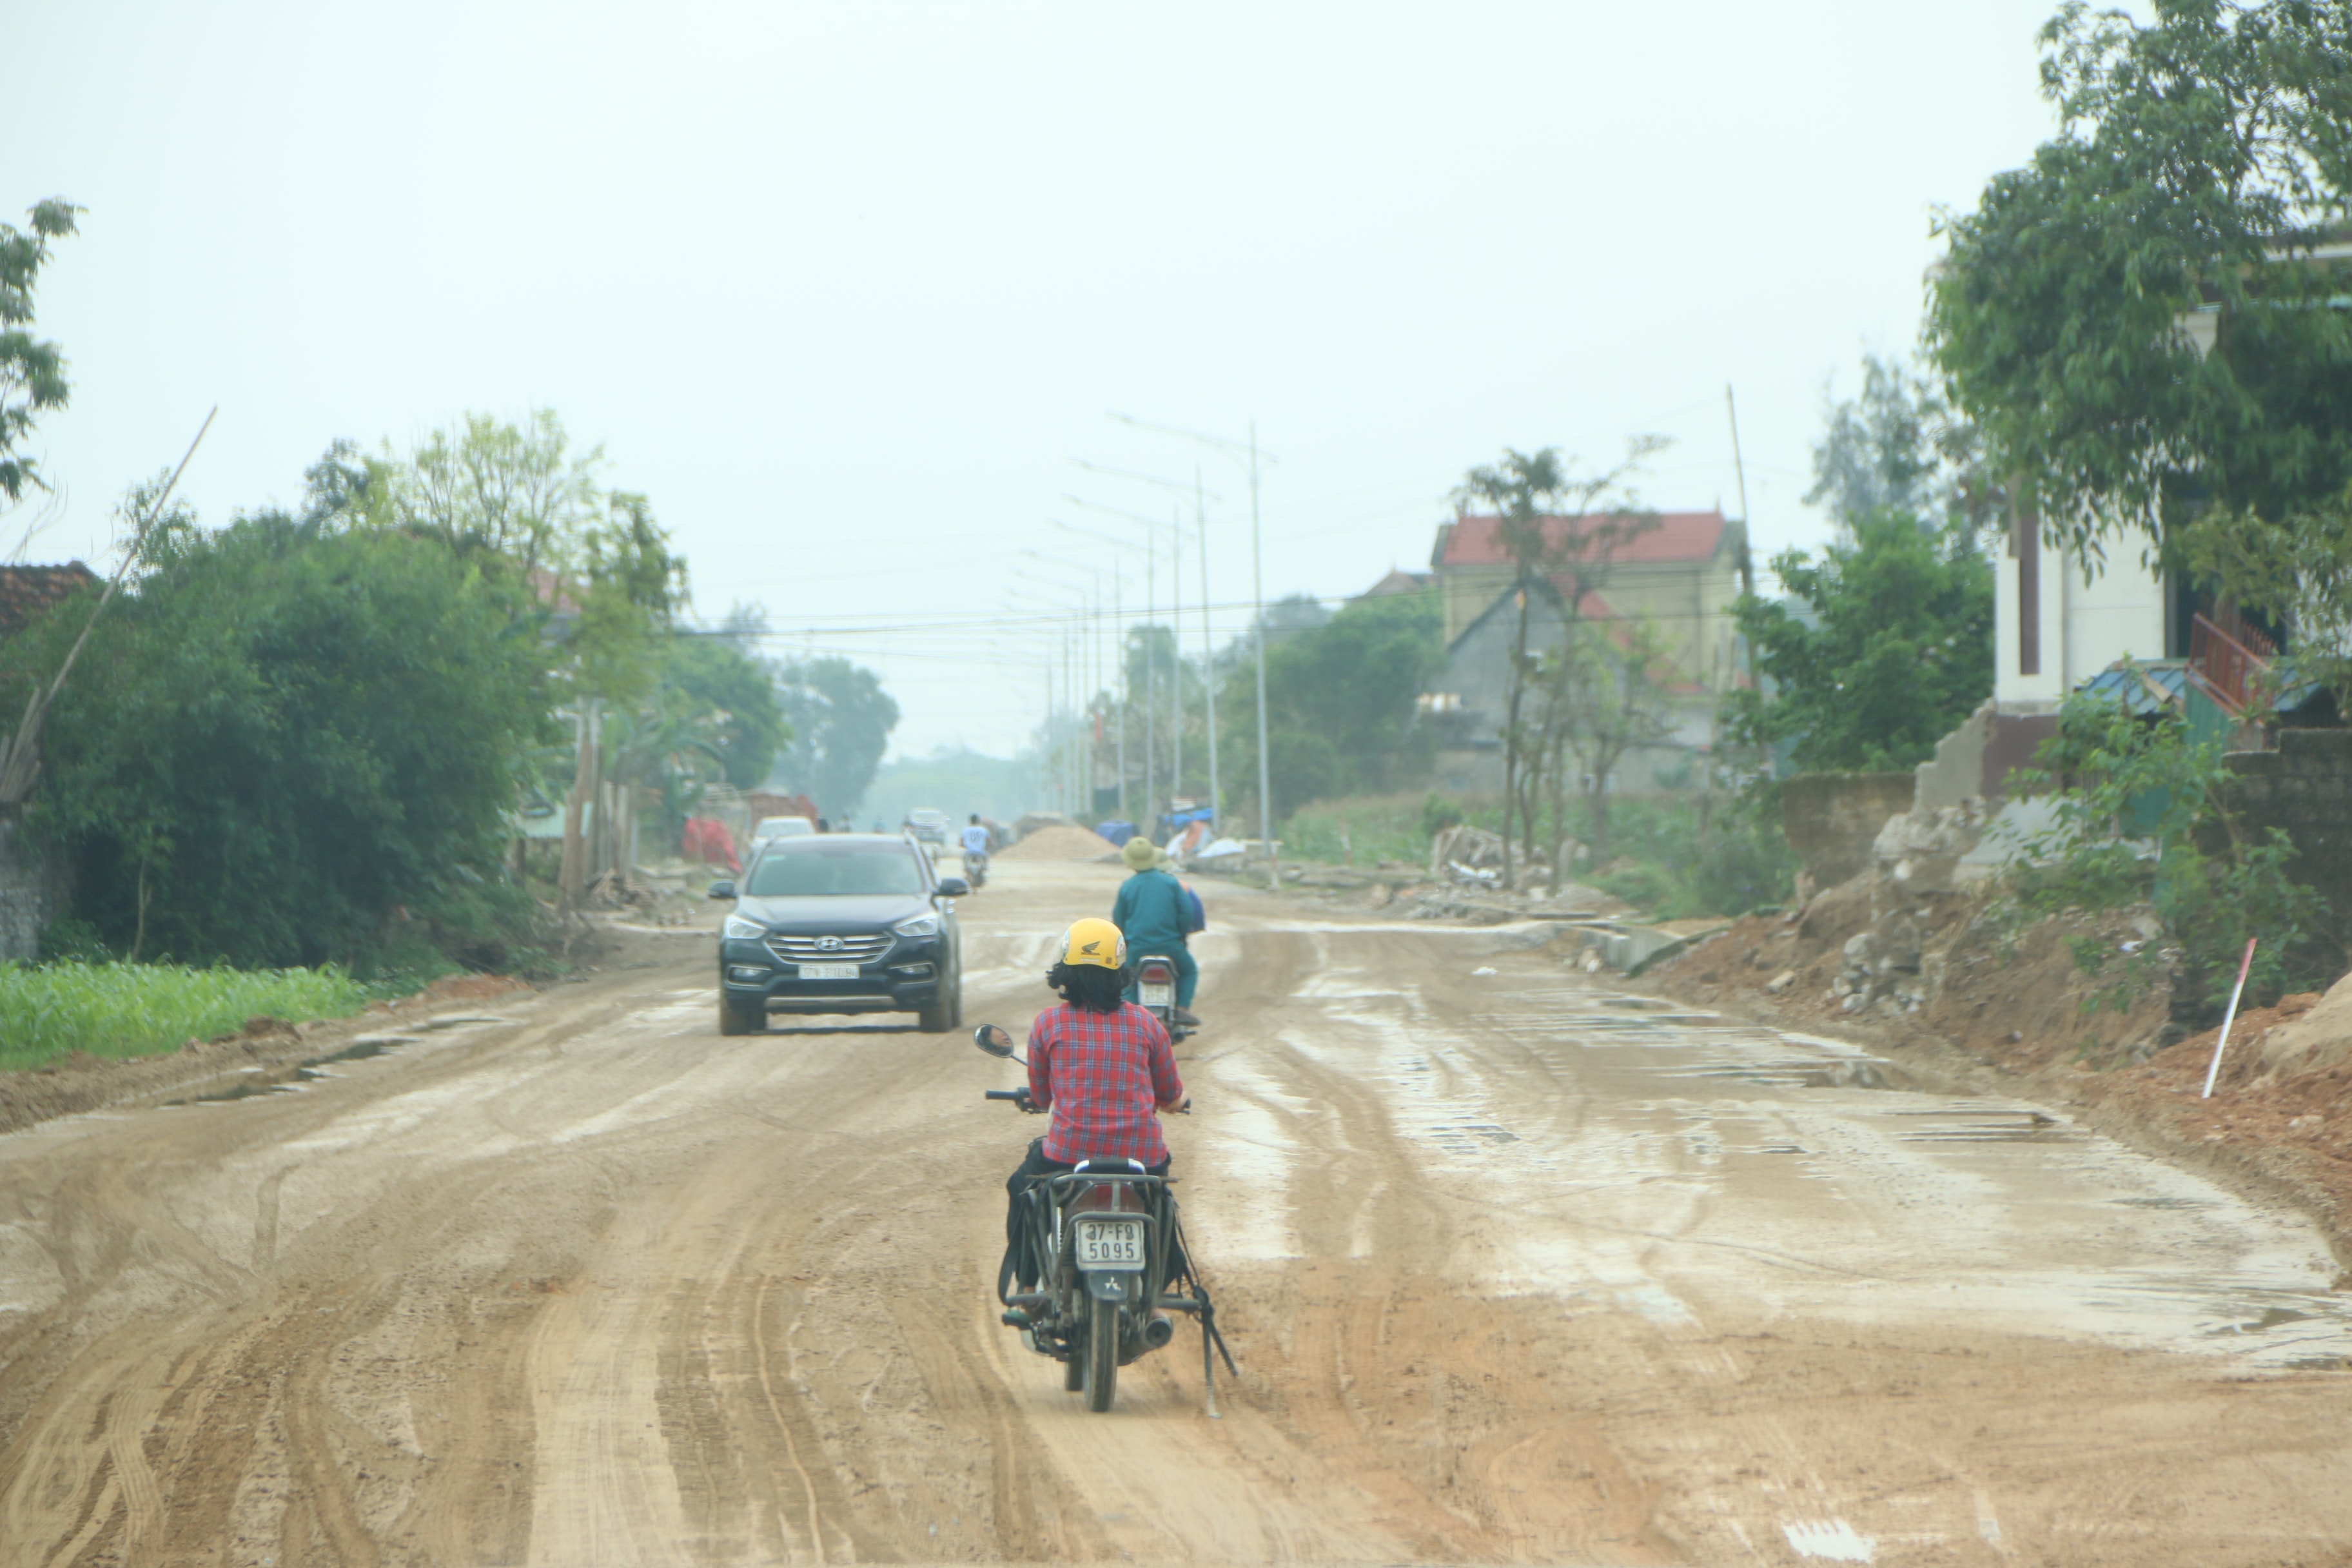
[1105,411,1279,887]
[1115,572,1128,819]
[1197,464,1220,826]
[1168,505,1182,812]
[1142,528,1157,835]
[1725,381,1758,706]
[1250,420,1275,891]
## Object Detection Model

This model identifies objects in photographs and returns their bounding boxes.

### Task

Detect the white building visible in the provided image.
[1994,513,2170,712]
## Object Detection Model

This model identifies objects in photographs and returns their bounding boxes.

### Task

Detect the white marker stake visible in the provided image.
[2200,937,2260,1100]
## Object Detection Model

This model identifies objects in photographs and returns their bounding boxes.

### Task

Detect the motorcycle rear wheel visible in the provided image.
[1082,1296,1119,1411]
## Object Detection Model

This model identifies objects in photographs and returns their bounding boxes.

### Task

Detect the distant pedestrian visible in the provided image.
[1112,837,1200,1025]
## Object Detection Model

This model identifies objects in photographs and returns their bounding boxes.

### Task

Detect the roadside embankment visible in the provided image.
[0,959,384,1071]
[0,907,683,1138]
[0,970,535,1137]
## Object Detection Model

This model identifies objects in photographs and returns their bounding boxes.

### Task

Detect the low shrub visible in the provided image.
[1282,785,1794,919]
[2001,687,2335,1014]
[0,961,382,1071]
[1282,793,1456,866]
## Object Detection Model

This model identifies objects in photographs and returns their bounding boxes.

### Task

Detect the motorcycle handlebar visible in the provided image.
[983,1088,1193,1113]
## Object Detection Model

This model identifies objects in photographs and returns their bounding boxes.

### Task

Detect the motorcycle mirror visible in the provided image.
[972,1023,1015,1057]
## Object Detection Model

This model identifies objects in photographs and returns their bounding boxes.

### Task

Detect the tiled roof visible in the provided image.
[1441,511,1727,567]
[1354,568,1433,600]
[0,563,99,643]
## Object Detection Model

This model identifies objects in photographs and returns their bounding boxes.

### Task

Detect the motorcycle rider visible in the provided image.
[1002,917,1188,1293]
[1112,836,1200,1026]
[961,814,991,865]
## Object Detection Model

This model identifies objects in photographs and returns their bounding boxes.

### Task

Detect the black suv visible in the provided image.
[709,833,968,1035]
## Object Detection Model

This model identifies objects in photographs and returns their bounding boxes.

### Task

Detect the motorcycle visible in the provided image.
[974,1023,1234,1413]
[961,847,988,890]
[1133,954,1188,1043]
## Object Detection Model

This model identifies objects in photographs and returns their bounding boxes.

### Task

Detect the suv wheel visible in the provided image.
[918,977,961,1034]
[719,992,768,1035]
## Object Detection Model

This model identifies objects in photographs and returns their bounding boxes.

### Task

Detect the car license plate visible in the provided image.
[1140,982,1173,1006]
[798,962,859,980]
[1073,1218,1145,1269]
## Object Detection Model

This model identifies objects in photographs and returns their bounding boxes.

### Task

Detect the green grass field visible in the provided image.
[0,961,382,1072]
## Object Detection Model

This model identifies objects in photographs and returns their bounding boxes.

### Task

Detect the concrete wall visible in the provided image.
[0,812,56,963]
[1781,771,1917,887]
[2220,729,2352,940]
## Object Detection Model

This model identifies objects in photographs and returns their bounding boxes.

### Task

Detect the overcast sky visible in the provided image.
[5,1,2065,759]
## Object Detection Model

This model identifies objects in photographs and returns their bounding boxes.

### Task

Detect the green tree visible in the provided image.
[1219,589,1444,814]
[569,489,687,710]
[1450,439,1664,881]
[1807,355,2001,534]
[4,513,553,970]
[364,410,606,580]
[1728,512,1995,772]
[772,657,900,817]
[1928,1,2352,564]
[1544,612,1679,865]
[0,197,80,507]
[2006,688,2332,1010]
[2179,482,2352,712]
[667,634,787,791]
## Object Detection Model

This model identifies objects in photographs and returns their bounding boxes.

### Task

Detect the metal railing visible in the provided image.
[2188,612,2273,715]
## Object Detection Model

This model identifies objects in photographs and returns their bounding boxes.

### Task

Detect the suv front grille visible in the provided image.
[767,932,894,966]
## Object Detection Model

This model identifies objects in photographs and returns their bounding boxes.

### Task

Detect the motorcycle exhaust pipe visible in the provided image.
[1141,1314,1175,1351]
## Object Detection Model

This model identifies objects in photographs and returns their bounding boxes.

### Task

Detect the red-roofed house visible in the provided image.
[1424,511,1748,793]
[0,562,99,645]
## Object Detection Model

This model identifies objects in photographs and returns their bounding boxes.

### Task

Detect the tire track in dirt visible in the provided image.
[5,873,2352,1565]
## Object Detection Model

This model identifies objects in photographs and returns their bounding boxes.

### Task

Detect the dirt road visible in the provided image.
[1,860,2349,1567]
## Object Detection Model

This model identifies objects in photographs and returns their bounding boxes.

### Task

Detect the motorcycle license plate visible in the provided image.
[1139,983,1173,1007]
[798,963,859,980]
[1073,1218,1145,1269]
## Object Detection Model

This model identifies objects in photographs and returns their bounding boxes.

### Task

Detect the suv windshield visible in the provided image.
[746,845,926,898]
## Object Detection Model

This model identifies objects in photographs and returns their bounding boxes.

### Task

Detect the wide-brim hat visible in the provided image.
[1121,836,1162,870]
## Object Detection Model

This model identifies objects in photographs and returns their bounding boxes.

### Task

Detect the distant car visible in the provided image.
[752,814,817,845]
[903,808,951,847]
[710,833,967,1035]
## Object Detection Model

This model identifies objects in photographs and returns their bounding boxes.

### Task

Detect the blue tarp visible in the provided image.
[1095,820,1137,847]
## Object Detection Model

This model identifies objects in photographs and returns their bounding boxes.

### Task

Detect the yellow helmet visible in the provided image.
[1059,916,1127,970]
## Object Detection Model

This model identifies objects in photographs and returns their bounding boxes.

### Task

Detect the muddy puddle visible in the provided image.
[1259,965,2352,1371]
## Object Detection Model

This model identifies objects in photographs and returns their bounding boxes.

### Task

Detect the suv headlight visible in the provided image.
[892,912,940,939]
[723,914,767,940]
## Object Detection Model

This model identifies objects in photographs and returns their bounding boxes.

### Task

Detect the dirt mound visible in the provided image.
[1664,873,2173,1072]
[2260,968,2352,1073]
[999,824,1119,861]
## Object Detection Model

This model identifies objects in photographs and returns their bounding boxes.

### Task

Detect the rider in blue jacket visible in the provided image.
[1110,836,1200,1026]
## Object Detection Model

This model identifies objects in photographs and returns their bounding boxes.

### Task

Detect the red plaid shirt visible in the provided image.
[1028,1001,1184,1165]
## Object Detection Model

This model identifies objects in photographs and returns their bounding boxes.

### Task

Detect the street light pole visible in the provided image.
[1168,505,1182,816]
[1115,571,1128,819]
[1142,529,1156,836]
[1248,422,1275,890]
[1107,412,1279,891]
[1197,464,1220,828]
